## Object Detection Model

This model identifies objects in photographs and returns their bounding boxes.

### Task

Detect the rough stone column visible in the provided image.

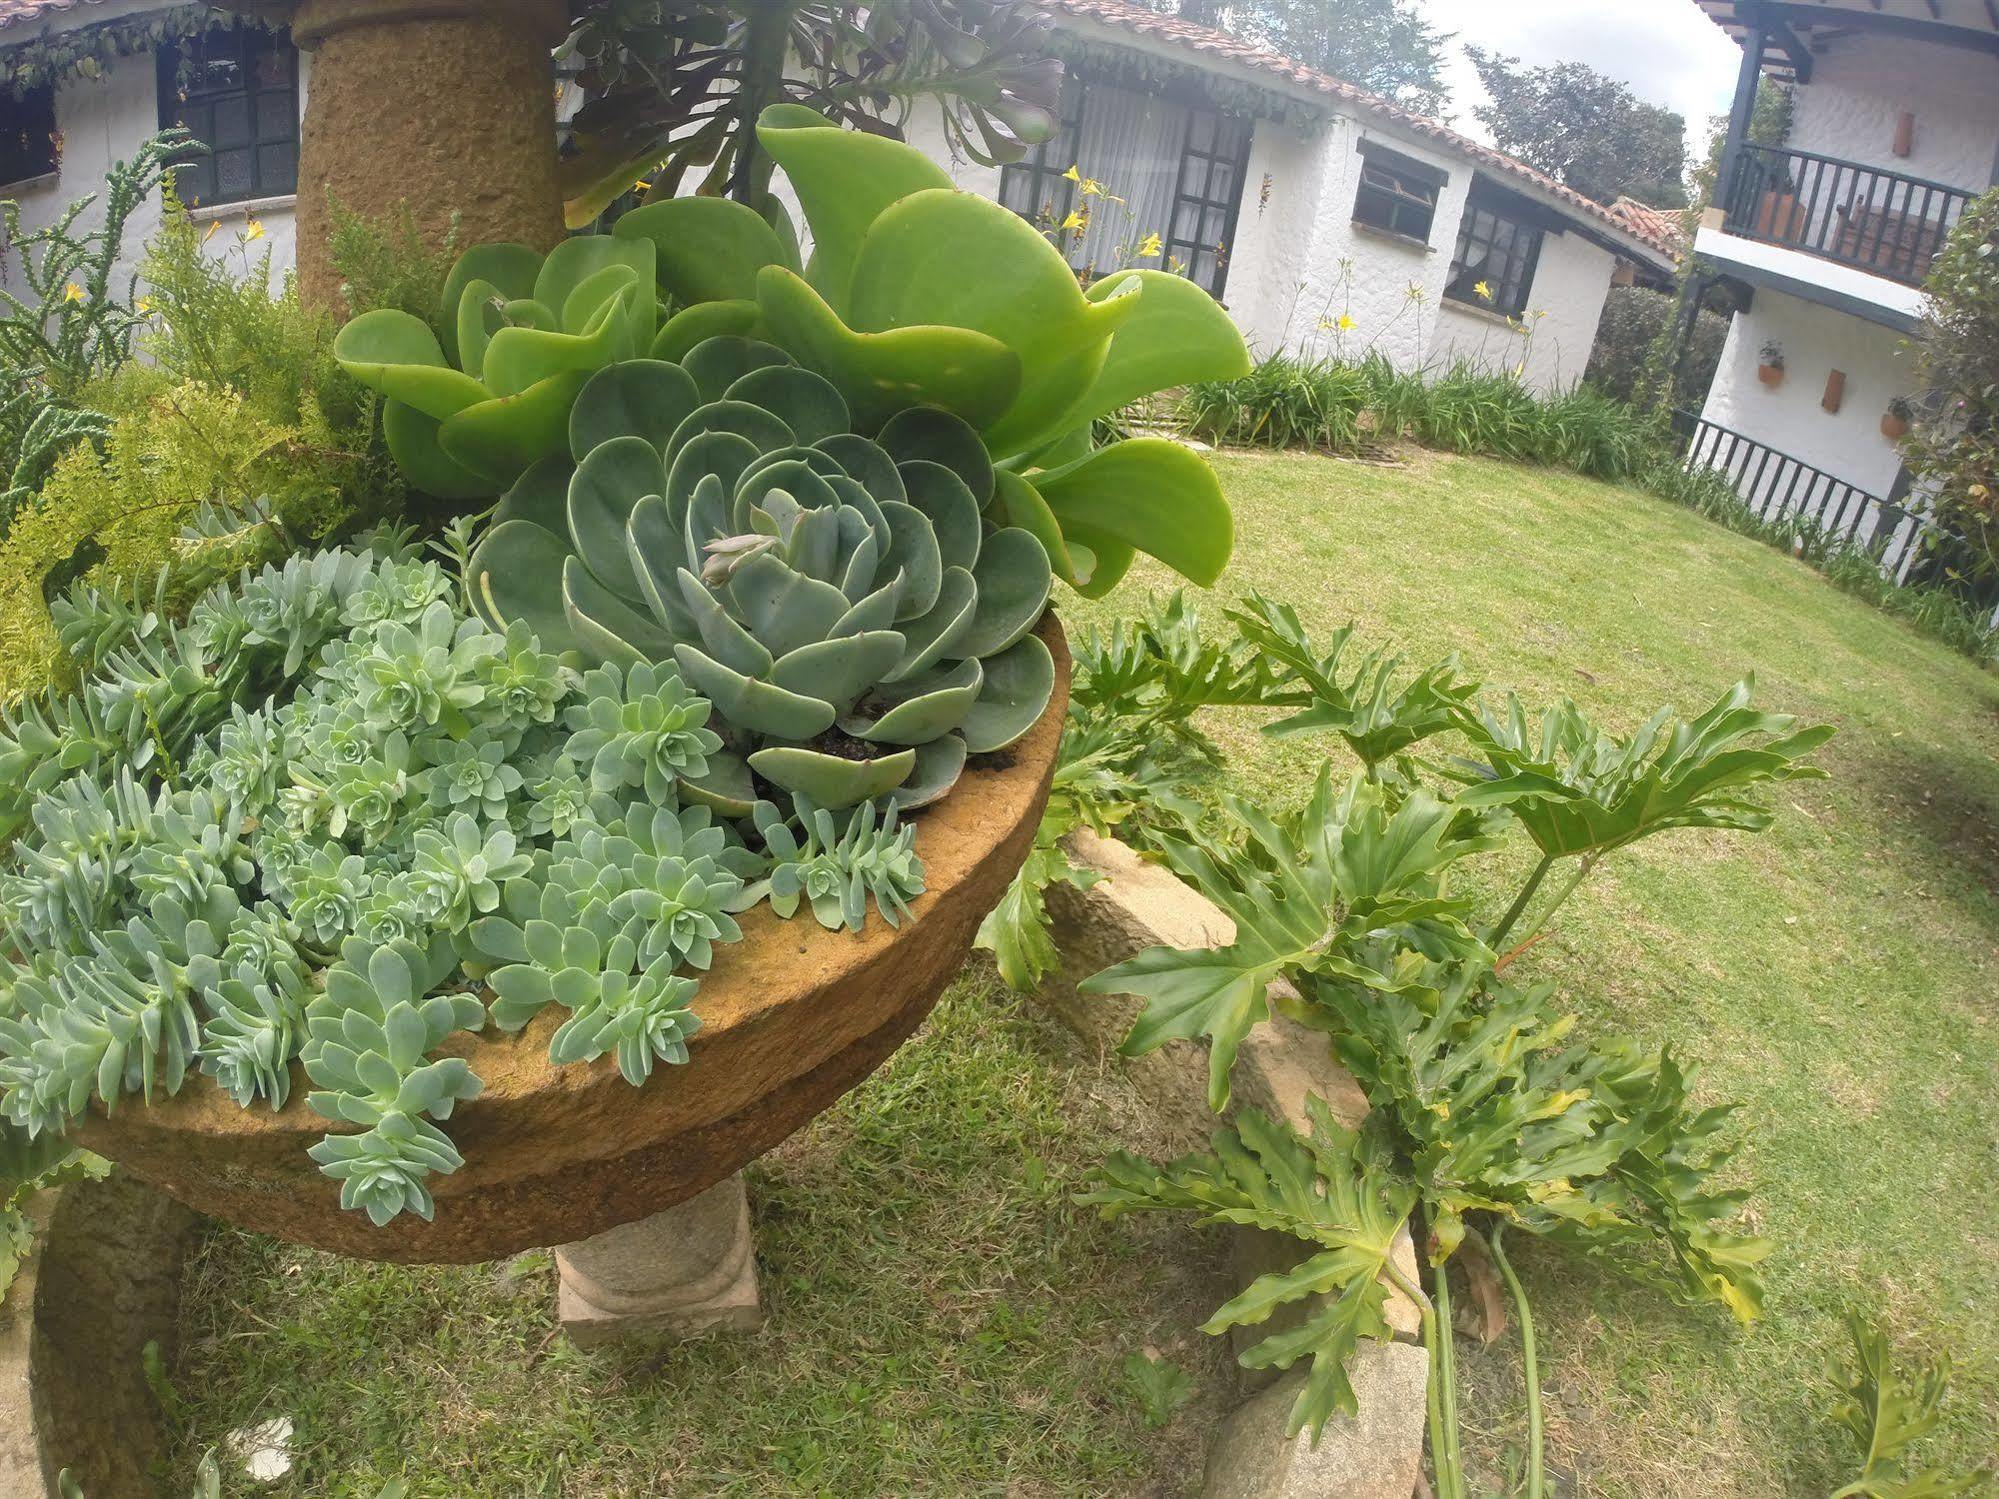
[555,1174,763,1347]
[286,0,568,312]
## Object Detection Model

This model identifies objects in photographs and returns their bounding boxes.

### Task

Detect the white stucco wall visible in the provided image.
[1231,119,1618,393]
[1786,34,1999,193]
[1696,286,1916,530]
[0,44,306,296]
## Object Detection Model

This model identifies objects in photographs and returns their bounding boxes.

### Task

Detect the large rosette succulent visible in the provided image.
[461,347,1056,812]
[334,104,1251,600]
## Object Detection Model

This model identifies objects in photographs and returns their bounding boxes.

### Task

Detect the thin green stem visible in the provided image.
[1432,1261,1466,1493]
[1512,852,1599,950]
[1383,1260,1462,1499]
[1488,1224,1544,1499]
[1489,851,1555,948]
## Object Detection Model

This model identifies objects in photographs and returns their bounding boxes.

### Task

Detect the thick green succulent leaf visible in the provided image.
[382,400,495,501]
[440,242,542,365]
[855,657,982,744]
[683,336,792,403]
[493,454,573,531]
[959,631,1053,754]
[878,407,996,504]
[567,435,664,602]
[653,300,763,364]
[886,565,975,681]
[726,364,850,446]
[988,470,1079,584]
[1055,269,1252,434]
[816,432,908,510]
[898,460,983,572]
[1063,529,1136,600]
[563,554,673,667]
[438,370,590,483]
[892,733,968,810]
[332,310,490,421]
[722,552,852,657]
[614,194,795,305]
[845,190,1141,456]
[532,234,656,351]
[667,429,763,505]
[879,500,942,621]
[1033,437,1233,587]
[755,102,955,313]
[680,750,758,818]
[768,632,905,708]
[754,266,1022,432]
[468,518,579,655]
[453,277,508,383]
[674,644,837,740]
[668,398,794,459]
[571,359,702,460]
[481,289,631,399]
[959,527,1052,658]
[748,745,917,810]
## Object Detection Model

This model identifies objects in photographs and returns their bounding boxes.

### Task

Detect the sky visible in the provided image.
[1411,0,1743,152]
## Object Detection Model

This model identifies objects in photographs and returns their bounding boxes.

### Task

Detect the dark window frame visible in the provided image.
[1445,190,1546,318]
[1352,140,1443,244]
[998,72,1252,301]
[1165,107,1252,300]
[157,21,300,209]
[0,83,59,188]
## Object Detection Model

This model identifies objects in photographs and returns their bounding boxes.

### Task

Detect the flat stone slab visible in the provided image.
[1201,1342,1430,1499]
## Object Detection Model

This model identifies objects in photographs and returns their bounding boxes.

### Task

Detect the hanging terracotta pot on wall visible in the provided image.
[1881,399,1913,439]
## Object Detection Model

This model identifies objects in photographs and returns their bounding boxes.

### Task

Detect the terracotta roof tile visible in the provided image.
[1608,196,1687,259]
[1037,0,1677,262]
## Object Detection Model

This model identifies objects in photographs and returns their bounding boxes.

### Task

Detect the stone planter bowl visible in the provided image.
[77,621,1070,1264]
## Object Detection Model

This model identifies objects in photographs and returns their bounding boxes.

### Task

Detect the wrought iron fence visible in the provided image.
[1670,410,1931,578]
[1721,144,1973,287]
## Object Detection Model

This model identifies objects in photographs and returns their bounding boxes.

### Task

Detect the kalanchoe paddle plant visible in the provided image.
[334,104,1249,600]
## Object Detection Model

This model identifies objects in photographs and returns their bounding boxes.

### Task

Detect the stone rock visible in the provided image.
[557,1174,762,1348]
[0,1191,51,1497]
[78,623,1068,1265]
[1201,1342,1429,1499]
[1039,830,1421,1340]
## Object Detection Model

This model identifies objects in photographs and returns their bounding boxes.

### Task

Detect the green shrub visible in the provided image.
[1585,284,1726,408]
[1182,353,1370,452]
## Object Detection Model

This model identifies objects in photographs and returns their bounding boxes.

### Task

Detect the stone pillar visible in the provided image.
[287,0,569,312]
[555,1174,763,1348]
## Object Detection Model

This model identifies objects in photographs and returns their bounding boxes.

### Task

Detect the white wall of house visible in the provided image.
[1786,35,1999,192]
[0,44,306,295]
[1230,118,1621,393]
[1699,287,1915,506]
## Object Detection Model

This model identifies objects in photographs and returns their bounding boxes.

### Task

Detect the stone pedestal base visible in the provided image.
[555,1174,762,1348]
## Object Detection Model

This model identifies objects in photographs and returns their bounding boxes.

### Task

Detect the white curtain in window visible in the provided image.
[1064,84,1187,278]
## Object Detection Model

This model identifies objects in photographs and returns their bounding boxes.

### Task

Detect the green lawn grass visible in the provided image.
[165,447,1999,1496]
[161,976,1236,1497]
[1062,449,1999,1497]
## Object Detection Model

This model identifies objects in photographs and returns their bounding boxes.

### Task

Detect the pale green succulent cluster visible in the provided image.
[0,528,945,1226]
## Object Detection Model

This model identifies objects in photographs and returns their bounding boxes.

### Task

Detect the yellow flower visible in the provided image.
[1061,163,1081,182]
[633,179,651,194]
[1059,210,1085,231]
[1336,312,1356,333]
[135,296,154,316]
[61,282,83,303]
[1317,315,1335,331]
[1533,309,1548,320]
[1136,231,1163,259]
[244,217,266,241]
[1473,279,1493,301]
[1167,254,1186,274]
[1080,177,1105,198]
[203,219,221,242]
[1512,362,1526,378]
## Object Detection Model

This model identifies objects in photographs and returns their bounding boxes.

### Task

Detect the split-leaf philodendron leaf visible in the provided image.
[336,105,1249,599]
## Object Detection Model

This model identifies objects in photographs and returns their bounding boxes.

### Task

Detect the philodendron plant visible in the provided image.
[334,103,1250,600]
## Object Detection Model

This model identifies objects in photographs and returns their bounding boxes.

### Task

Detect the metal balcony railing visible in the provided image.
[1671,410,1931,578]
[1720,144,1974,287]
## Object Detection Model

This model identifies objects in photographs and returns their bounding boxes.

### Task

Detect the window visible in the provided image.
[158,22,300,208]
[0,84,58,187]
[1445,190,1545,317]
[1352,141,1442,243]
[998,74,1252,300]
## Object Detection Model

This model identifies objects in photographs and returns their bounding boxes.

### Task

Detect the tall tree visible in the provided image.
[1464,49,1688,207]
[1168,0,1453,116]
